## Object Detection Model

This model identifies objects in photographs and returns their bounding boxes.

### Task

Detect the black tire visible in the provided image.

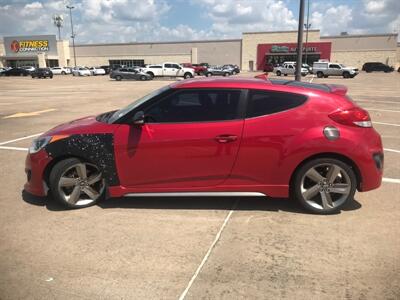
[184,72,193,79]
[31,75,35,78]
[49,158,106,209]
[61,71,66,75]
[284,73,288,76]
[223,72,230,77]
[140,75,146,81]
[292,158,357,214]
[276,70,282,76]
[317,71,323,78]
[232,71,237,75]
[206,72,212,77]
[343,72,350,78]
[366,70,372,73]
[50,75,53,79]
[115,75,122,81]
[147,72,154,79]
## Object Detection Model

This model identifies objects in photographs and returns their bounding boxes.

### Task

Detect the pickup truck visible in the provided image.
[274,63,308,77]
[312,62,358,78]
[141,63,194,79]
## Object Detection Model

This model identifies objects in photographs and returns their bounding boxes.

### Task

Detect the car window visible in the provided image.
[172,64,180,69]
[150,65,162,68]
[247,90,307,118]
[329,64,341,69]
[164,64,173,68]
[144,89,242,123]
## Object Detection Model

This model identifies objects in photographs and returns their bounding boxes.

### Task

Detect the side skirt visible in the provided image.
[123,192,267,197]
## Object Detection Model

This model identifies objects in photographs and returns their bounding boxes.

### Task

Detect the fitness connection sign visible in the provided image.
[4,35,57,56]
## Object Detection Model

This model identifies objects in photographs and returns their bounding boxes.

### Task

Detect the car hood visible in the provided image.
[44,115,117,137]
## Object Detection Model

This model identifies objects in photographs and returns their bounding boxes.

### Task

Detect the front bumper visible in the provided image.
[24,150,52,196]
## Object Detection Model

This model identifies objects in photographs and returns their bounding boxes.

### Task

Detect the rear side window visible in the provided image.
[247,90,307,118]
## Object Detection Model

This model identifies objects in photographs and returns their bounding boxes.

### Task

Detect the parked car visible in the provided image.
[263,63,274,72]
[89,67,106,76]
[51,67,71,75]
[141,63,194,79]
[72,67,91,76]
[110,68,152,81]
[199,63,210,68]
[20,66,36,73]
[222,64,240,75]
[24,78,383,214]
[362,62,394,73]
[0,67,6,75]
[181,63,208,75]
[274,62,308,77]
[100,65,111,74]
[312,62,358,78]
[3,68,30,76]
[31,68,53,79]
[204,66,232,77]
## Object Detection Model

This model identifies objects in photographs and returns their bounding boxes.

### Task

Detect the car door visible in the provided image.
[163,63,176,76]
[328,64,341,75]
[113,88,246,189]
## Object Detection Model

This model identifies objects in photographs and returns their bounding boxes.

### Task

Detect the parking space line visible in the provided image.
[0,133,43,146]
[384,148,400,154]
[308,75,315,83]
[364,108,400,113]
[178,199,239,300]
[0,146,28,151]
[373,122,400,127]
[383,178,400,184]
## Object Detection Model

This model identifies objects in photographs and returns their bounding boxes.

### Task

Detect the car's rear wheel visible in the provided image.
[317,71,323,78]
[140,75,146,81]
[147,72,154,79]
[206,72,212,77]
[50,158,106,209]
[343,72,350,78]
[115,75,122,81]
[61,71,66,75]
[292,158,356,214]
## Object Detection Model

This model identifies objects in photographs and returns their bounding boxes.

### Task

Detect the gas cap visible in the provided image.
[323,126,340,140]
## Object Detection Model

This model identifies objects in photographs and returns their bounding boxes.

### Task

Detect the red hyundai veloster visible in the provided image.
[24,78,383,214]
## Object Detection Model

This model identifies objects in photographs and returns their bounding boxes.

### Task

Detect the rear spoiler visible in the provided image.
[254,74,348,96]
[322,84,348,96]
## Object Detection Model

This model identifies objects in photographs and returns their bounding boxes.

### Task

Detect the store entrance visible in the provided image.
[7,59,38,68]
[266,53,320,66]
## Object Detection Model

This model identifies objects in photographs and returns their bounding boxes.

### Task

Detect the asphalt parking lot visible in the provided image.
[0,72,399,299]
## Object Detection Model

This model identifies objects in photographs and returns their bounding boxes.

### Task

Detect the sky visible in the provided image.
[0,0,399,44]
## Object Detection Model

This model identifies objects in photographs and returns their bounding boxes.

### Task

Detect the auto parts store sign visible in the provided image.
[4,35,57,56]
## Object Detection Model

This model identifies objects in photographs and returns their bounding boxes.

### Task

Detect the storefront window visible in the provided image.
[109,59,145,69]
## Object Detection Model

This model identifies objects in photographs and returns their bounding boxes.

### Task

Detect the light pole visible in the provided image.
[66,5,77,67]
[53,15,63,40]
[303,0,311,64]
[295,0,305,81]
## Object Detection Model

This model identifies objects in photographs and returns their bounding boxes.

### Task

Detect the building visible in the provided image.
[1,30,399,70]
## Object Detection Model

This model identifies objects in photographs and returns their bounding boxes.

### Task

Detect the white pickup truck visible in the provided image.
[141,62,194,79]
[274,62,308,77]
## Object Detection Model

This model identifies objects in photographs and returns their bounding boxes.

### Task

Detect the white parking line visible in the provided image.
[383,178,400,184]
[0,146,28,151]
[373,122,400,127]
[364,108,400,113]
[308,75,315,83]
[178,199,239,300]
[0,132,43,146]
[384,148,400,154]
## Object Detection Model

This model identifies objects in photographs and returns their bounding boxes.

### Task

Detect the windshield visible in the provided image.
[108,85,170,123]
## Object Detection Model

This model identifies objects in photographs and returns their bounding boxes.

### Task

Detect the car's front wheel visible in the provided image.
[49,158,106,209]
[276,70,282,76]
[292,158,357,214]
[184,72,193,79]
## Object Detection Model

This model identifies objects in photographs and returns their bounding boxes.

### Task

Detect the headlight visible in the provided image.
[29,136,52,154]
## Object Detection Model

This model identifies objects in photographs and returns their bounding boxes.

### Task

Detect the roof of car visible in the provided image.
[170,77,347,96]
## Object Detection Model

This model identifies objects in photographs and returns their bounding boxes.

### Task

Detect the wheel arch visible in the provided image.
[289,152,362,194]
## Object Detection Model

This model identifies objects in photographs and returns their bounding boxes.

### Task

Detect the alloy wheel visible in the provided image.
[57,162,105,207]
[300,163,351,211]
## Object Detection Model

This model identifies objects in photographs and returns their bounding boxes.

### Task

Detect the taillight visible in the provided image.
[329,107,372,128]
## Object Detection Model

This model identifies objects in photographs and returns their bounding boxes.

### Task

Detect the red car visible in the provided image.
[25,78,383,214]
[182,63,207,75]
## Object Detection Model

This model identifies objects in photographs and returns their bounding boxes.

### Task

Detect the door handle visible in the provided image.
[215,135,238,143]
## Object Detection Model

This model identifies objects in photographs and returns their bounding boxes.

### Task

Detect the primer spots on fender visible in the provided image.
[46,133,119,186]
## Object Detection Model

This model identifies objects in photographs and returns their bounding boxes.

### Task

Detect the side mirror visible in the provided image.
[132,111,145,125]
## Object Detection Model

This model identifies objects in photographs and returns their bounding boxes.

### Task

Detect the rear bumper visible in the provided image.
[24,150,52,197]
